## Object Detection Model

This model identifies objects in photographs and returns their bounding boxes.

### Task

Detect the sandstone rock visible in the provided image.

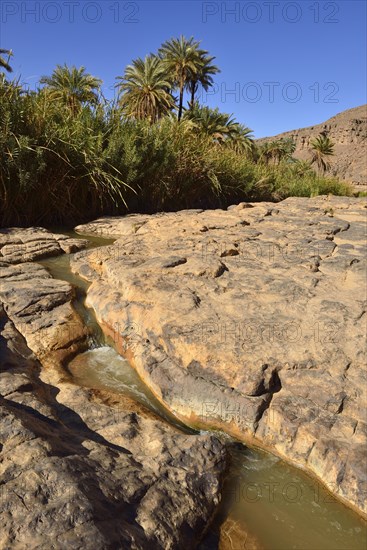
[0,230,228,547]
[0,308,227,549]
[75,215,152,239]
[0,227,88,264]
[73,196,367,515]
[0,261,87,365]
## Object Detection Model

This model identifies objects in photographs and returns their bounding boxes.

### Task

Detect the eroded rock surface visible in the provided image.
[0,307,226,548]
[0,228,227,548]
[73,196,367,515]
[0,227,88,264]
[0,261,87,366]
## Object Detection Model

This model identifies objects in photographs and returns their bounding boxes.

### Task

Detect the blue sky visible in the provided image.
[1,0,366,137]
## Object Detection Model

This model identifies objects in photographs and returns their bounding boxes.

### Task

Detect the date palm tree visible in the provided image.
[184,105,231,139]
[184,105,254,151]
[258,142,273,165]
[186,51,220,110]
[228,123,255,154]
[116,55,175,122]
[0,49,13,72]
[309,133,335,174]
[159,36,203,121]
[293,159,315,177]
[259,138,296,165]
[40,64,102,115]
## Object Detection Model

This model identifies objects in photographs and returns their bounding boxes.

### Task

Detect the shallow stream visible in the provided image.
[40,232,367,550]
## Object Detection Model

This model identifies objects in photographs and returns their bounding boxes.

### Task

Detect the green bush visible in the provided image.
[0,80,127,226]
[106,117,256,211]
[251,162,353,201]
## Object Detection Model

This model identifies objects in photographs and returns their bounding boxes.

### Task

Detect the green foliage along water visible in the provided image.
[0,39,353,227]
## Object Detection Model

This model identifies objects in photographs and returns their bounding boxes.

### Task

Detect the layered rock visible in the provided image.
[0,261,87,367]
[257,105,367,187]
[73,196,367,516]
[0,227,90,367]
[0,228,227,548]
[0,227,88,264]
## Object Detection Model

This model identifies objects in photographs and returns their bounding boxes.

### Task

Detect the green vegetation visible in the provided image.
[258,137,296,165]
[158,35,220,120]
[0,39,352,227]
[39,65,102,116]
[309,133,335,174]
[116,55,175,122]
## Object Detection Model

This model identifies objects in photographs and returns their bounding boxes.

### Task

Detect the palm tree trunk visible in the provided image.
[178,85,184,121]
[190,83,195,110]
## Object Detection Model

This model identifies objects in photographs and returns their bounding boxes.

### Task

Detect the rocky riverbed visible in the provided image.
[0,196,366,548]
[0,229,226,548]
[73,196,367,517]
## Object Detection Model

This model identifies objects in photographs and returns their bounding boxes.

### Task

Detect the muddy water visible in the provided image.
[68,346,193,432]
[40,233,367,550]
[201,447,367,549]
[41,231,115,345]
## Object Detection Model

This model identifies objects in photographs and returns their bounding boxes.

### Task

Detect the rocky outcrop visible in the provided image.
[257,105,367,187]
[0,261,87,367]
[0,228,228,548]
[0,227,90,368]
[0,227,88,264]
[73,196,367,516]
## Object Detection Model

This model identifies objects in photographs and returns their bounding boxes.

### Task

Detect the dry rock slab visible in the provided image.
[0,227,88,265]
[73,196,367,516]
[0,306,226,549]
[0,227,228,548]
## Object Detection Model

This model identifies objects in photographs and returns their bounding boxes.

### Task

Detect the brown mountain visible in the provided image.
[257,105,367,187]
